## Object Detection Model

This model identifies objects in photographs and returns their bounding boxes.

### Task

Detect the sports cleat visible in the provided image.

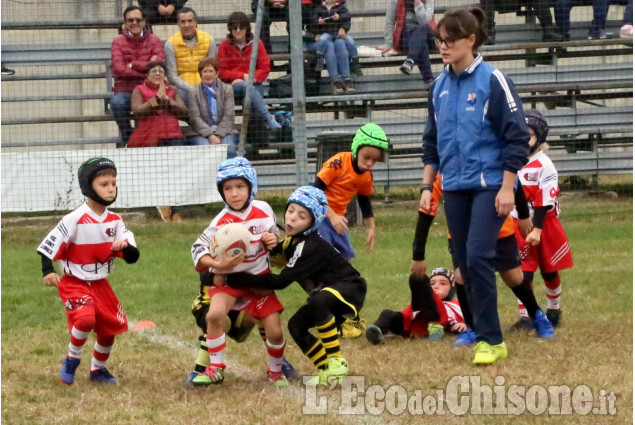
[324,357,348,385]
[453,328,477,346]
[192,365,225,386]
[546,308,561,328]
[186,371,199,386]
[281,357,299,380]
[365,324,385,345]
[508,317,533,332]
[59,357,81,385]
[340,318,366,339]
[427,323,444,341]
[267,369,289,387]
[472,341,507,364]
[89,367,118,384]
[532,309,555,339]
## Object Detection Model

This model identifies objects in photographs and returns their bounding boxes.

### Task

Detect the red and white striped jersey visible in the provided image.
[37,203,137,281]
[516,150,560,217]
[443,299,464,326]
[191,200,278,275]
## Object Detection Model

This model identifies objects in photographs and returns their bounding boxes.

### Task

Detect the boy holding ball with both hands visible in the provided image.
[190,157,288,387]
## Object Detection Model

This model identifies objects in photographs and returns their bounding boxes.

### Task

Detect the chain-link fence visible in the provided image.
[2,0,632,213]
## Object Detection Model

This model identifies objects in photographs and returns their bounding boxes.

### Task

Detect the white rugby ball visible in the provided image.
[210,223,252,259]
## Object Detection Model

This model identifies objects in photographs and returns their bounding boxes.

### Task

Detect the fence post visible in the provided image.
[289,0,309,186]
[239,0,265,157]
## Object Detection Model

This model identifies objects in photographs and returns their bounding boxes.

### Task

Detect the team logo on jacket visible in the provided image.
[466,93,477,105]
[523,171,539,182]
[287,241,305,268]
[328,158,343,170]
[105,227,116,237]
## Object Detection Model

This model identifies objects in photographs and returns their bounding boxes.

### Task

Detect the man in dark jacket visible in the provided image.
[137,0,188,25]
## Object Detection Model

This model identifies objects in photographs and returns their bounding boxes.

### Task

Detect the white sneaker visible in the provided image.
[620,25,633,39]
[382,48,399,57]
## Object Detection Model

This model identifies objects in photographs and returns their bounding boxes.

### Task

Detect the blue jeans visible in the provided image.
[308,33,351,80]
[400,24,434,82]
[443,189,506,346]
[553,0,609,37]
[189,133,239,158]
[232,81,272,122]
[317,218,355,260]
[110,92,132,146]
[624,0,633,25]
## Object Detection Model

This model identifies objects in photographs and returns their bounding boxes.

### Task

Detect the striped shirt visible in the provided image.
[37,203,136,281]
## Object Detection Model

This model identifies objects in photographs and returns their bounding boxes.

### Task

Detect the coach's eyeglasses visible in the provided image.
[126,18,145,24]
[434,36,468,48]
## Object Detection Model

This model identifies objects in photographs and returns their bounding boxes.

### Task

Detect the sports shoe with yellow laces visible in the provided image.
[340,318,366,339]
[472,341,507,364]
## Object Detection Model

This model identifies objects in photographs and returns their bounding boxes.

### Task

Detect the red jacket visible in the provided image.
[111,30,165,93]
[217,34,270,84]
[128,80,183,147]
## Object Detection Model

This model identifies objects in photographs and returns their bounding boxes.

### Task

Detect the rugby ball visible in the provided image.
[210,223,252,259]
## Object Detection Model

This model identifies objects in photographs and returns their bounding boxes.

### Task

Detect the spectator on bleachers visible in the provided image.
[306,0,360,95]
[138,0,188,25]
[188,57,240,158]
[377,0,436,88]
[620,0,633,38]
[251,0,316,56]
[129,61,189,222]
[479,0,563,44]
[165,7,217,105]
[129,61,188,147]
[554,0,612,40]
[217,12,281,131]
[111,6,164,147]
[252,0,288,55]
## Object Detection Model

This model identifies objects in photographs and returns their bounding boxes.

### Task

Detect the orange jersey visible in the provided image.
[419,175,515,239]
[317,151,374,216]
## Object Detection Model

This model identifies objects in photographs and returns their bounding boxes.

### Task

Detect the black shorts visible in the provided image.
[317,278,367,321]
[191,300,254,342]
[447,234,521,272]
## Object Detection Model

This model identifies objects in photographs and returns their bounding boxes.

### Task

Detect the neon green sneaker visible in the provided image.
[472,341,507,364]
[427,323,444,341]
[192,365,225,386]
[324,357,349,385]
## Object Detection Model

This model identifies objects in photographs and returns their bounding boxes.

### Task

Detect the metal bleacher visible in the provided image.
[1,0,632,190]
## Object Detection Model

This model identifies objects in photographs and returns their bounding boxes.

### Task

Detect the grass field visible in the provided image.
[1,193,632,424]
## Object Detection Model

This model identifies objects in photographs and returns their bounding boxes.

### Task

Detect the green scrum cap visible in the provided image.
[351,123,389,159]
